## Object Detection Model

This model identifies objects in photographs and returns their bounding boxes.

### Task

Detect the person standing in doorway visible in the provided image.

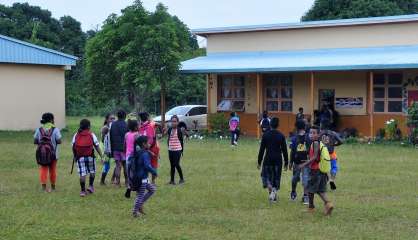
[110,110,128,187]
[257,117,289,203]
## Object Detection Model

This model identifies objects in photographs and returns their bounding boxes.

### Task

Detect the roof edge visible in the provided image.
[193,14,418,36]
[0,34,78,61]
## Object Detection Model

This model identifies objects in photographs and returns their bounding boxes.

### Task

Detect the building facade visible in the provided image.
[0,34,77,130]
[181,15,418,137]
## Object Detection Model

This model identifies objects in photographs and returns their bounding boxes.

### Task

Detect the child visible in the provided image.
[129,135,158,218]
[166,115,185,185]
[109,110,128,187]
[259,111,271,134]
[138,112,160,184]
[34,113,62,192]
[257,117,288,203]
[229,112,240,146]
[124,119,139,198]
[72,119,103,197]
[296,107,305,121]
[298,125,334,215]
[100,113,115,185]
[320,129,343,190]
[289,120,309,204]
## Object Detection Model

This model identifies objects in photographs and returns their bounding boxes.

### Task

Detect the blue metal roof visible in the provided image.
[180,45,418,73]
[0,34,77,66]
[193,14,418,35]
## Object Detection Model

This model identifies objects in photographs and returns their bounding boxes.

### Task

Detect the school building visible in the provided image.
[0,34,77,130]
[181,14,418,137]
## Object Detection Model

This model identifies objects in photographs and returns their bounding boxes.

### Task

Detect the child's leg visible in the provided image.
[122,160,128,187]
[114,160,122,185]
[318,192,330,204]
[291,168,301,193]
[101,161,110,185]
[174,152,184,181]
[89,173,95,187]
[235,129,240,142]
[168,151,176,183]
[49,160,57,188]
[39,165,48,189]
[308,193,315,208]
[80,176,86,192]
[142,183,156,203]
[133,184,146,214]
[230,131,234,145]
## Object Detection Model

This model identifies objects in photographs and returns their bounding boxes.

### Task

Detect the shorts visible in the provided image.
[307,169,328,193]
[77,157,96,177]
[292,166,310,187]
[261,165,282,189]
[331,159,338,177]
[113,151,126,162]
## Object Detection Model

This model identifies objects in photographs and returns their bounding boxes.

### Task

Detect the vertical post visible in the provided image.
[256,73,262,139]
[369,71,374,138]
[207,74,211,114]
[310,72,315,120]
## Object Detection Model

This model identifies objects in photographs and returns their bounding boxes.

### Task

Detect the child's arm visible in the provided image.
[289,138,295,169]
[281,135,289,170]
[298,141,319,169]
[92,133,103,160]
[257,136,266,169]
[144,153,158,176]
[333,131,343,146]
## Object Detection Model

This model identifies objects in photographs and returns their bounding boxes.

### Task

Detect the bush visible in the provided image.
[407,102,418,144]
[208,113,229,136]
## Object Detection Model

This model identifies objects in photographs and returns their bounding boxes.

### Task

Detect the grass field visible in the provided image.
[0,117,417,240]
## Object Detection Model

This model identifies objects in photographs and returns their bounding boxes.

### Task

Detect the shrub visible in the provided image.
[208,113,229,136]
[407,102,418,144]
[385,119,401,140]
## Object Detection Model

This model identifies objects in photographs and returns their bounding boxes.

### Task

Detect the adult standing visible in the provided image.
[257,117,289,203]
[34,113,62,192]
[110,110,128,187]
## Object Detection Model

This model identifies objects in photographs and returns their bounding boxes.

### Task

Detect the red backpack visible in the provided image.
[73,131,94,158]
[36,128,56,166]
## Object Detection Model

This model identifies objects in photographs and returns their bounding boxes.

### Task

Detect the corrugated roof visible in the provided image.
[193,14,418,35]
[0,34,77,66]
[180,45,418,73]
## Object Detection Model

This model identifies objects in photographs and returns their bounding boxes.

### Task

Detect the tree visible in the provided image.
[302,0,418,21]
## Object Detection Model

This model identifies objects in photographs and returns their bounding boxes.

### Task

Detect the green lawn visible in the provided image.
[0,117,417,240]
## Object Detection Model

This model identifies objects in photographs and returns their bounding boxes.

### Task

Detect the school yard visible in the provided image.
[0,116,417,240]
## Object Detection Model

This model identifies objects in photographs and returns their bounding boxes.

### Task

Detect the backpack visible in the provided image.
[74,131,94,158]
[36,128,56,166]
[318,142,331,173]
[260,118,270,132]
[128,150,145,191]
[294,135,308,162]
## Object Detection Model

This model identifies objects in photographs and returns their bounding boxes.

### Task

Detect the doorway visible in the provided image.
[318,89,335,109]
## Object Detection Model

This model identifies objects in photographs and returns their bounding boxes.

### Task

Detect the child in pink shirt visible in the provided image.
[124,119,139,198]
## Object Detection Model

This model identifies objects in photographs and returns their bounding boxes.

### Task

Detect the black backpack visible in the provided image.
[128,150,145,192]
[294,134,308,163]
[36,128,56,166]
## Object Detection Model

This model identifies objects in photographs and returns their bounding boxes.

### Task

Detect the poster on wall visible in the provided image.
[335,97,363,109]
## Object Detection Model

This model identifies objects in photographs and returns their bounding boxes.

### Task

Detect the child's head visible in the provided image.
[295,120,306,131]
[298,107,303,113]
[170,115,179,128]
[40,112,54,124]
[104,113,115,126]
[309,125,320,141]
[230,112,236,118]
[79,119,91,132]
[139,112,149,123]
[135,135,149,149]
[128,119,139,132]
[117,110,127,120]
[270,117,279,130]
[262,111,268,118]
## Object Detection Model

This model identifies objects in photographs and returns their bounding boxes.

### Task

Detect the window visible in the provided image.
[264,74,293,112]
[189,107,207,116]
[373,73,403,113]
[218,75,246,111]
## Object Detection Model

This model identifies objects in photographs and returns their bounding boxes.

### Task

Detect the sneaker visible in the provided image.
[132,211,140,218]
[125,188,131,198]
[324,202,334,216]
[178,179,185,185]
[302,195,309,205]
[51,184,56,191]
[80,191,87,197]
[290,191,297,201]
[233,141,238,146]
[139,207,146,215]
[87,186,95,194]
[330,181,337,191]
[268,191,275,203]
[273,193,278,203]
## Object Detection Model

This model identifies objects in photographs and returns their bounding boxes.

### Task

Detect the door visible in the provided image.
[408,90,418,107]
[318,89,335,109]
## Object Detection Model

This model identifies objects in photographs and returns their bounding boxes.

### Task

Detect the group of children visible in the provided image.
[257,110,342,216]
[34,111,186,218]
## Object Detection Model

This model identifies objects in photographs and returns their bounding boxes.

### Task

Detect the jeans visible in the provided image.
[230,129,240,144]
[292,166,310,191]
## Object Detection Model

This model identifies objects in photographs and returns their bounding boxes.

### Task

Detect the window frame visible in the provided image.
[217,75,246,112]
[263,74,293,113]
[373,73,403,114]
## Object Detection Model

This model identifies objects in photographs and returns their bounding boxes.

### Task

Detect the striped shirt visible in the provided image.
[168,129,182,151]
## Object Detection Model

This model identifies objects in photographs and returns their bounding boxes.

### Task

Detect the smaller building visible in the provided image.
[0,34,77,130]
[181,14,418,137]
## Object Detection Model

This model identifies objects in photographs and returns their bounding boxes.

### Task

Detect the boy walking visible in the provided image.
[257,117,288,203]
[72,119,103,197]
[320,129,343,190]
[298,125,334,215]
[289,120,309,204]
[110,110,128,186]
